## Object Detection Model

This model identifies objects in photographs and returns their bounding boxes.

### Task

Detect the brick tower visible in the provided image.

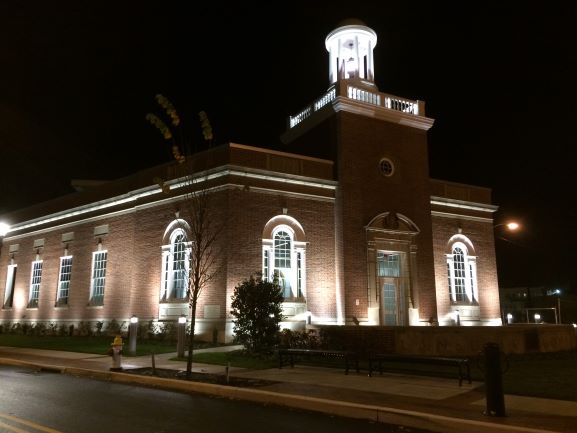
[282,19,437,326]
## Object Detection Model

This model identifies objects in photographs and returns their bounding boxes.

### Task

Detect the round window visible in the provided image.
[379,158,395,177]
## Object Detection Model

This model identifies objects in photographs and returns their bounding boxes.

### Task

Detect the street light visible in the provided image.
[177,315,186,358]
[494,221,520,231]
[129,315,138,355]
[0,222,9,237]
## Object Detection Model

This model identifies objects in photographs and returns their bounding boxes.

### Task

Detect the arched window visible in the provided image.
[262,219,306,300]
[446,241,478,304]
[273,230,292,297]
[161,229,190,301]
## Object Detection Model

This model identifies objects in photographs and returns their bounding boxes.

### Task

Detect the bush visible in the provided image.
[78,321,93,336]
[230,273,284,354]
[279,329,320,349]
[105,319,122,336]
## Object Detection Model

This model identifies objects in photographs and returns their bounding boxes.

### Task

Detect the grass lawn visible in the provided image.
[502,351,577,401]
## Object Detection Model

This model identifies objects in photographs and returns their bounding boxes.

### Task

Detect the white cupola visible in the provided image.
[325,19,377,85]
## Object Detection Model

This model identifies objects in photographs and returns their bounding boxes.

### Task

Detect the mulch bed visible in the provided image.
[122,367,279,388]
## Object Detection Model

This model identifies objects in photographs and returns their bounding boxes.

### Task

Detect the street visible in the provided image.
[0,365,434,433]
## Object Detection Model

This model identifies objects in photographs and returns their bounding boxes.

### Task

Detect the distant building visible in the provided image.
[0,20,502,341]
[501,286,575,324]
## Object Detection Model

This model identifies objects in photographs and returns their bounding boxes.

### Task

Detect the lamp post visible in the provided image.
[554,289,562,324]
[177,315,186,358]
[129,315,138,355]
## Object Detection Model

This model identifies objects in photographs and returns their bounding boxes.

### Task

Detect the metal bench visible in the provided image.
[278,348,359,375]
[368,354,472,386]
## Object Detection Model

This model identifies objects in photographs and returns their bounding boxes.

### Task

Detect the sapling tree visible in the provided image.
[147,95,221,376]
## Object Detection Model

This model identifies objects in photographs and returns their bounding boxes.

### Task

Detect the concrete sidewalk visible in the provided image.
[0,346,575,433]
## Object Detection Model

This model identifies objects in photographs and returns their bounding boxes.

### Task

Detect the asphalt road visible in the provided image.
[0,365,435,433]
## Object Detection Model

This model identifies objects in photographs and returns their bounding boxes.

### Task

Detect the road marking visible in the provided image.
[0,414,62,433]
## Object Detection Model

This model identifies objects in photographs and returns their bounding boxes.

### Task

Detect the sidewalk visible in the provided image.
[0,346,575,433]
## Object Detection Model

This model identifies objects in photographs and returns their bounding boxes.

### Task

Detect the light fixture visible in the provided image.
[178,315,186,324]
[0,222,10,237]
[506,222,520,231]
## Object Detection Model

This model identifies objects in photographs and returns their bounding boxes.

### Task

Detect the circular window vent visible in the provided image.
[379,158,395,177]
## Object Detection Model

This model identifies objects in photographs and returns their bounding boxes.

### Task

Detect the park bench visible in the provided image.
[277,348,359,375]
[368,354,472,386]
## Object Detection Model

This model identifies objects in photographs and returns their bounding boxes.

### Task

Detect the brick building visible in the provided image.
[0,20,502,341]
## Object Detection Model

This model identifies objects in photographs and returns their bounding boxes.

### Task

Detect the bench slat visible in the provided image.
[278,348,359,374]
[368,354,471,386]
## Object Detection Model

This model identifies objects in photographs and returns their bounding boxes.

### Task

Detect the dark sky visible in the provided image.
[1,1,576,290]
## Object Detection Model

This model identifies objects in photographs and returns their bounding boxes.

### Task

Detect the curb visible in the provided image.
[0,358,563,433]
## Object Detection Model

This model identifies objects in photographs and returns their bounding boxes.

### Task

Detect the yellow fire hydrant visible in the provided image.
[110,335,123,371]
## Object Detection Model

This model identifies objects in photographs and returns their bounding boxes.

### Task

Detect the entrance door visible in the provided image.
[381,279,399,325]
[377,252,406,325]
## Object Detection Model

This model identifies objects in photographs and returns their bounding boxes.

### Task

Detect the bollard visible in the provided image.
[483,342,506,417]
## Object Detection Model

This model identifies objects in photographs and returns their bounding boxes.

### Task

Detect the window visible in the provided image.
[56,256,73,305]
[377,252,400,277]
[446,242,478,304]
[28,261,43,308]
[262,224,306,300]
[161,230,189,301]
[3,264,17,308]
[90,251,107,305]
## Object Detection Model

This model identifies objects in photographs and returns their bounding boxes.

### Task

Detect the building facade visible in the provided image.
[0,21,502,341]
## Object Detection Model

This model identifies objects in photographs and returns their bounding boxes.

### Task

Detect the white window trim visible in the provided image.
[446,242,478,305]
[4,264,17,308]
[89,250,107,304]
[56,256,73,305]
[28,260,43,307]
[263,225,307,300]
[160,228,191,301]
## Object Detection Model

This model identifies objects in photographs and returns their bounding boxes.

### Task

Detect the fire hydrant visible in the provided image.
[109,335,123,371]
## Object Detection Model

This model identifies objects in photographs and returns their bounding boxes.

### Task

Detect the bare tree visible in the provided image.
[147,95,221,376]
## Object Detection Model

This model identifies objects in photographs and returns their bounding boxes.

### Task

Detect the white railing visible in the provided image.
[289,84,421,128]
[290,87,336,128]
[383,94,419,115]
[314,87,336,111]
[347,86,381,106]
[289,106,312,128]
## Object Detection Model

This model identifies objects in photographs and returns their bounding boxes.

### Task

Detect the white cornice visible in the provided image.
[331,97,435,131]
[4,170,337,239]
[431,211,493,223]
[430,196,498,213]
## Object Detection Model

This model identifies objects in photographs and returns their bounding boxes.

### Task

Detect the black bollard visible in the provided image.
[483,342,506,417]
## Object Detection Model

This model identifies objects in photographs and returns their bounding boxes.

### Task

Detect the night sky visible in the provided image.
[1,2,576,291]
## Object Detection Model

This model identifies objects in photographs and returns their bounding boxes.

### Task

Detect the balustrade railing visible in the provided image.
[289,83,421,128]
